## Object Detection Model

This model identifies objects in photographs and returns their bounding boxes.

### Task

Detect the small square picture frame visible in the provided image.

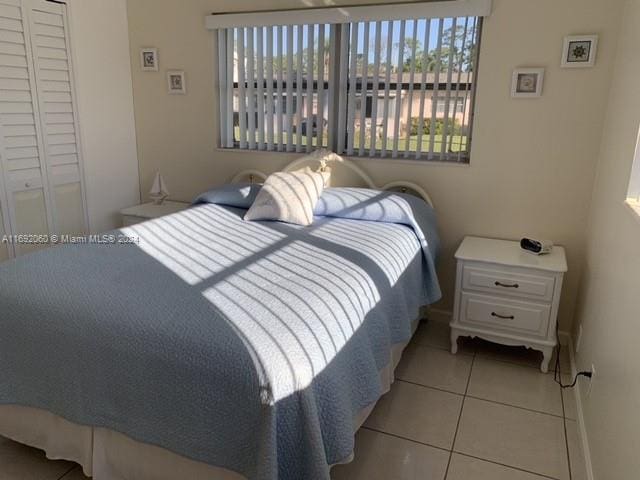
[511,68,545,98]
[167,70,186,95]
[140,48,158,72]
[561,35,598,68]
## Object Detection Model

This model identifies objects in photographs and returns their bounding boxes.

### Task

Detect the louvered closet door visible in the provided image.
[27,0,86,237]
[0,0,52,255]
[0,188,10,260]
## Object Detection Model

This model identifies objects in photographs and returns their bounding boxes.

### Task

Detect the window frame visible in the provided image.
[625,127,640,219]
[216,16,483,164]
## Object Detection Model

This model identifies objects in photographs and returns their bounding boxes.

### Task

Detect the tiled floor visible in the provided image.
[1,319,585,480]
[333,320,584,480]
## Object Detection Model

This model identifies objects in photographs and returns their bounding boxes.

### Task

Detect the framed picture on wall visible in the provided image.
[561,35,598,68]
[511,68,545,98]
[140,48,158,71]
[167,70,186,95]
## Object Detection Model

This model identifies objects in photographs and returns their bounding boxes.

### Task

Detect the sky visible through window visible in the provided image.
[234,17,477,76]
[224,16,479,160]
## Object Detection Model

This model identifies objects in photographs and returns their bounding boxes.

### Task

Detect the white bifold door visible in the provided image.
[0,0,86,258]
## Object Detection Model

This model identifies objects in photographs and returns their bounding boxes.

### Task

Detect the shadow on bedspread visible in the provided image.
[0,202,438,480]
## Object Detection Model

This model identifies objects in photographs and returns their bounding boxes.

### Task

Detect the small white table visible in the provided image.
[450,236,568,373]
[120,201,190,227]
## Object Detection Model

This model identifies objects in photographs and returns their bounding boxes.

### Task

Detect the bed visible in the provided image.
[0,157,441,480]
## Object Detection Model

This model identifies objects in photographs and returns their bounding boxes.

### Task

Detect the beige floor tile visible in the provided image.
[364,381,463,449]
[446,453,550,480]
[467,357,563,416]
[561,375,578,420]
[331,429,449,480]
[566,420,587,480]
[395,344,473,394]
[454,398,569,480]
[412,321,475,355]
[0,435,75,480]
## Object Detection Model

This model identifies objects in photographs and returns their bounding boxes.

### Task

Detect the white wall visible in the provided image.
[572,0,640,478]
[68,0,140,233]
[126,0,624,331]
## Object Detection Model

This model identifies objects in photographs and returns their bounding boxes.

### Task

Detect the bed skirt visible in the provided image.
[0,320,419,480]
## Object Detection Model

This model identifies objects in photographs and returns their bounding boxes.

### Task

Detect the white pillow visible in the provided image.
[244,167,329,226]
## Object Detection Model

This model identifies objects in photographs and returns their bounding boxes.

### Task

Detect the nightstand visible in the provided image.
[120,201,190,227]
[450,236,567,373]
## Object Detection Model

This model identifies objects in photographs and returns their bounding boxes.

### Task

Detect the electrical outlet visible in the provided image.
[586,364,596,397]
[576,325,583,353]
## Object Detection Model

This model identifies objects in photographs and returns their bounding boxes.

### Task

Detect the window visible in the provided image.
[627,129,640,214]
[435,96,466,114]
[214,3,486,162]
[223,24,331,152]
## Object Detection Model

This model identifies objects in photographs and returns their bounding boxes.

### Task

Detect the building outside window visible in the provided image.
[217,14,482,161]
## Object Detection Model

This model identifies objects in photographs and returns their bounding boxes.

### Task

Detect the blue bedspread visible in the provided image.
[0,190,440,480]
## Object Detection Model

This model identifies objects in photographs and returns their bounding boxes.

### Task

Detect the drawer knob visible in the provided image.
[491,312,515,320]
[495,281,519,288]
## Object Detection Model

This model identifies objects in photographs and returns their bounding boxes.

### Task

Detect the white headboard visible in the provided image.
[230,154,435,208]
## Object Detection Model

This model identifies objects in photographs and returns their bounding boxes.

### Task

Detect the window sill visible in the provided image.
[213,147,471,167]
[624,199,640,224]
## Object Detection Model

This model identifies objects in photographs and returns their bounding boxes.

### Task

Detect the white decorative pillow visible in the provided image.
[244,167,330,226]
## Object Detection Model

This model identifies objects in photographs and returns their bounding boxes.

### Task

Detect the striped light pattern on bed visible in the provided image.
[121,204,422,401]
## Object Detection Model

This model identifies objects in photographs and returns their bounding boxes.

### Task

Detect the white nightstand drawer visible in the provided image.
[452,237,567,372]
[460,293,551,337]
[462,266,555,302]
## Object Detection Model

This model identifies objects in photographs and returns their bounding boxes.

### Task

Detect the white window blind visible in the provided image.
[214,1,487,162]
[219,24,332,152]
[340,16,482,161]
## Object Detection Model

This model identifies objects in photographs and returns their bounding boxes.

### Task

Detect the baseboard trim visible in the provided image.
[566,335,595,480]
[426,308,593,478]
[558,330,571,345]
